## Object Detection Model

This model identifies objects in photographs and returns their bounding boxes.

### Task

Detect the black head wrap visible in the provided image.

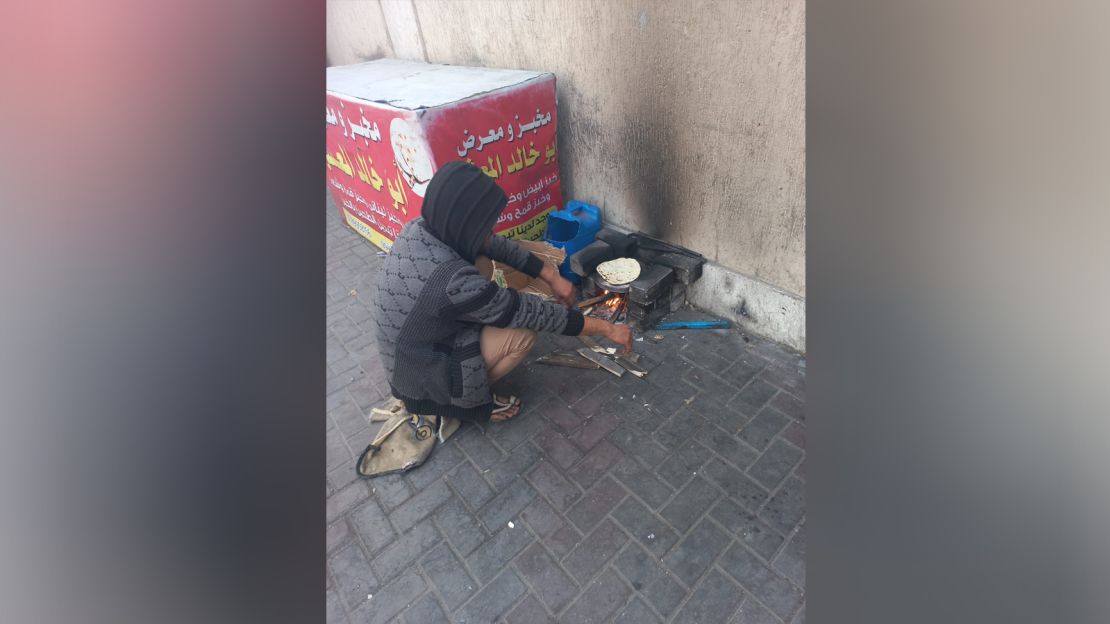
[420,161,508,261]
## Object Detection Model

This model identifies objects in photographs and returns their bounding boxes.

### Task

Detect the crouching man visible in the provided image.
[371,161,632,423]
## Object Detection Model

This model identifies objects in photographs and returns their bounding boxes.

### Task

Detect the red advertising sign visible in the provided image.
[326,60,562,252]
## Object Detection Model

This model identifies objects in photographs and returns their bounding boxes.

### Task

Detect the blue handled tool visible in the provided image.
[655,319,731,330]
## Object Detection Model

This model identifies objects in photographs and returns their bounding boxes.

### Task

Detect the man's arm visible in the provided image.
[485,234,545,278]
[487,234,577,308]
[580,315,633,354]
[442,265,584,335]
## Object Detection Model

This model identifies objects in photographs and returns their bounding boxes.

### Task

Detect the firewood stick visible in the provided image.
[577,294,610,309]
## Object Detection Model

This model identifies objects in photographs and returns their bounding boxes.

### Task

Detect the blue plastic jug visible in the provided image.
[543,201,602,284]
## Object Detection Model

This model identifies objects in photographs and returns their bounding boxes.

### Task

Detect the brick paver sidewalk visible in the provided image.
[326,193,806,623]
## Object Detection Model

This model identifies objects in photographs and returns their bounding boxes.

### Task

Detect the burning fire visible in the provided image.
[604,293,624,310]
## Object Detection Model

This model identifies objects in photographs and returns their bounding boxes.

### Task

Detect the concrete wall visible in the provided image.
[327,0,806,346]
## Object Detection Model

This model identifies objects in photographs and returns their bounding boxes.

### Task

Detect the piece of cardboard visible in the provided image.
[326,59,563,252]
[476,240,565,302]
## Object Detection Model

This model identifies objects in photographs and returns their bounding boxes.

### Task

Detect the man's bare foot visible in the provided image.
[490,394,522,422]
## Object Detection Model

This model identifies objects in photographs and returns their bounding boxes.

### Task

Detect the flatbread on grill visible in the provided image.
[596,258,641,285]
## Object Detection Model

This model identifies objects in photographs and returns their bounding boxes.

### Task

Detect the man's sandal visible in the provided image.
[490,394,521,422]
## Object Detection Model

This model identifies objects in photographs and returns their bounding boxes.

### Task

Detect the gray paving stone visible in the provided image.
[347,379,384,413]
[562,518,629,582]
[759,363,805,399]
[514,542,578,612]
[676,569,745,624]
[388,480,451,529]
[774,524,805,588]
[326,587,347,624]
[572,380,620,416]
[770,391,805,422]
[330,398,371,439]
[695,422,761,469]
[400,593,449,624]
[733,379,779,416]
[613,596,662,624]
[455,426,504,470]
[731,596,780,624]
[657,438,711,489]
[484,442,542,490]
[349,570,425,624]
[541,368,604,409]
[488,408,546,450]
[329,542,379,610]
[646,358,698,391]
[328,426,353,473]
[643,382,697,422]
[607,423,671,468]
[719,357,765,390]
[367,472,413,512]
[370,520,439,582]
[497,365,554,410]
[328,462,360,492]
[528,459,582,511]
[349,498,395,555]
[748,439,804,490]
[570,410,622,451]
[327,518,353,554]
[326,201,805,624]
[609,456,674,509]
[521,497,565,539]
[544,522,584,560]
[406,441,464,490]
[477,478,537,530]
[454,568,527,624]
[559,568,631,624]
[505,594,556,624]
[719,542,803,621]
[731,402,787,448]
[565,475,627,532]
[466,524,534,583]
[432,497,488,557]
[567,439,626,489]
[328,481,370,523]
[684,366,742,403]
[660,476,722,534]
[662,518,731,587]
[703,457,770,513]
[533,427,583,469]
[611,496,680,557]
[689,393,750,433]
[535,398,585,435]
[711,499,786,561]
[760,476,805,534]
[652,407,706,450]
[613,543,689,618]
[782,417,805,449]
[420,541,477,610]
[445,460,495,510]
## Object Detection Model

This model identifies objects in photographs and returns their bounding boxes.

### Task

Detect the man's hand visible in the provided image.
[607,322,634,355]
[540,263,577,308]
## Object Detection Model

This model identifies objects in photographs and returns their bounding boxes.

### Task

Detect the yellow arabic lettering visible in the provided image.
[388,169,408,214]
[354,153,384,191]
[545,143,556,164]
[524,142,540,167]
[507,148,524,173]
[325,145,354,176]
[480,154,498,179]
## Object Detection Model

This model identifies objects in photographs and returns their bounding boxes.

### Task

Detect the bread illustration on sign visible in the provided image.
[390,117,435,197]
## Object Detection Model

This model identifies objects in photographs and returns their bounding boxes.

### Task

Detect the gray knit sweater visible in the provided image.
[371,219,584,422]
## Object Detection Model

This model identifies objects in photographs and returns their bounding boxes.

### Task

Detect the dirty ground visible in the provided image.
[326,192,807,624]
